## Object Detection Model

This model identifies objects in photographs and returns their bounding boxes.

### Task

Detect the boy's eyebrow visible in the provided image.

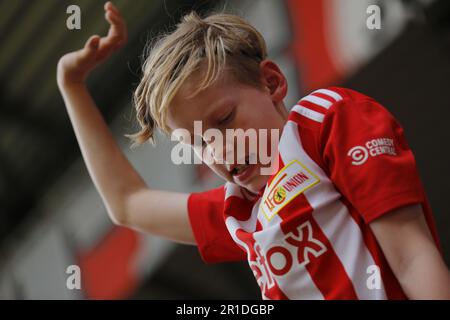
[183,95,235,135]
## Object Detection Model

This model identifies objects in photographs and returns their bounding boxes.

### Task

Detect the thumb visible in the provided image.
[80,35,100,61]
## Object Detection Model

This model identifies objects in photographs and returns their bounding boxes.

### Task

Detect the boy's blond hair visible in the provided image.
[129,11,268,145]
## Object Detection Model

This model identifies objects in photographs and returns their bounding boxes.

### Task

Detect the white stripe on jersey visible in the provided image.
[225,183,324,300]
[225,217,253,259]
[225,199,259,259]
[292,105,324,123]
[225,183,244,199]
[253,208,325,300]
[313,200,387,299]
[278,120,387,300]
[300,95,333,109]
[224,183,259,233]
[312,88,343,102]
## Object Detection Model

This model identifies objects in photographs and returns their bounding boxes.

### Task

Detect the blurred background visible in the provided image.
[0,0,449,299]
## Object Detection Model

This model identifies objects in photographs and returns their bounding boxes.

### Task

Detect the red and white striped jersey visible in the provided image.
[187,87,440,300]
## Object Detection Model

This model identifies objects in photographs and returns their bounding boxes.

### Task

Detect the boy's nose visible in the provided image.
[211,140,235,165]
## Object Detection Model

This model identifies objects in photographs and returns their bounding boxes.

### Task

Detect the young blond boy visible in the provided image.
[57,2,450,299]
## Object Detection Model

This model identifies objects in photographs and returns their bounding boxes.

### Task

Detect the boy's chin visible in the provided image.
[239,174,270,195]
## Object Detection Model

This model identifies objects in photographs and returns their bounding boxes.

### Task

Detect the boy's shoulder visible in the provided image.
[289,86,390,127]
[288,86,346,126]
[294,86,375,111]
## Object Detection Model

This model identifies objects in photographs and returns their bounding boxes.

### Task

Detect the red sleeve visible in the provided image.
[187,185,246,264]
[320,88,425,223]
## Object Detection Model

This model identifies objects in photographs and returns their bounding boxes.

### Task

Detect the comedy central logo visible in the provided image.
[347,146,369,166]
[261,160,320,221]
[348,137,397,166]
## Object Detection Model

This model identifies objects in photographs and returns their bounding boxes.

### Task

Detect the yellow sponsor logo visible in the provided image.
[260,160,320,221]
[273,186,287,205]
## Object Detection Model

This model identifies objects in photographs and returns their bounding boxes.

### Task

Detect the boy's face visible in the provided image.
[167,60,289,194]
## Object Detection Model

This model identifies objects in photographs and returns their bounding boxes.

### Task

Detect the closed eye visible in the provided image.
[217,110,234,126]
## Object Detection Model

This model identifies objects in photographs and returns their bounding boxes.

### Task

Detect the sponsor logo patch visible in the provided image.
[348,137,397,165]
[260,160,320,221]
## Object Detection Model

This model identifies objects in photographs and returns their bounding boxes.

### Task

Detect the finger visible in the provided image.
[104,1,120,15]
[106,9,126,33]
[96,5,127,58]
[105,2,124,31]
[105,10,123,29]
[102,11,127,48]
[105,11,126,40]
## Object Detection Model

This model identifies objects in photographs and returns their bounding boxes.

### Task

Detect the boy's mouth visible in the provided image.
[230,158,250,176]
[229,155,257,183]
[228,157,250,176]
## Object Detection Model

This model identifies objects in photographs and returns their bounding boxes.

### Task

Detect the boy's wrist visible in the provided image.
[57,76,88,91]
[56,62,88,90]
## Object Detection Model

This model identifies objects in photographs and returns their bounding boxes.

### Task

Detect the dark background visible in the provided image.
[0,0,449,299]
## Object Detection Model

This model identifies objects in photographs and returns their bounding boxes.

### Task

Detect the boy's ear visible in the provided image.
[260,60,288,103]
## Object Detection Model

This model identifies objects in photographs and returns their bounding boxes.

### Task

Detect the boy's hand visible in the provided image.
[57,2,127,86]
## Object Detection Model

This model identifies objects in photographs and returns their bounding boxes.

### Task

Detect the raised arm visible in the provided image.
[56,2,194,245]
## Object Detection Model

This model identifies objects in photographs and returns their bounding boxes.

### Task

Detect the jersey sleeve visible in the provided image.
[187,185,246,263]
[294,87,426,224]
